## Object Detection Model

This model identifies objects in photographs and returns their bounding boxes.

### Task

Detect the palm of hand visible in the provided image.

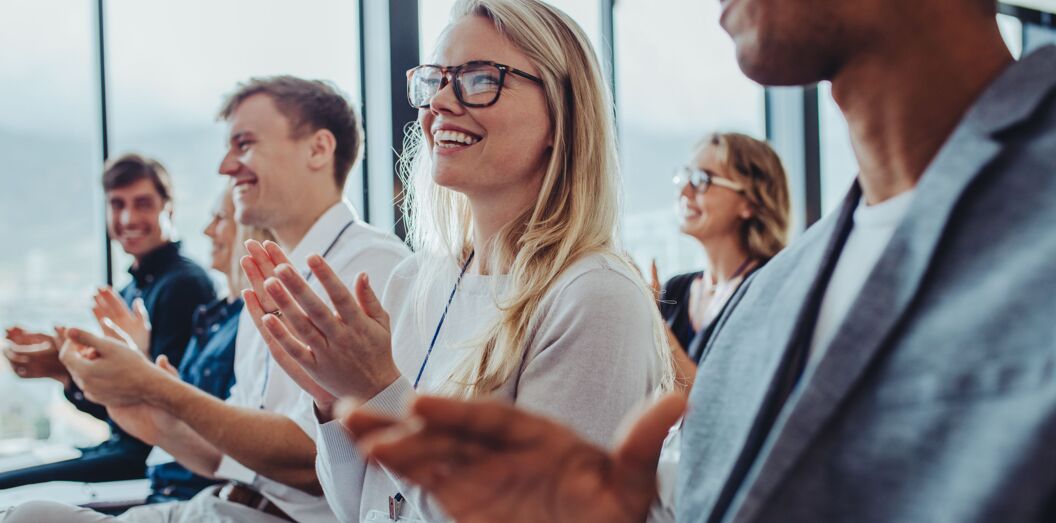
[437,438,655,523]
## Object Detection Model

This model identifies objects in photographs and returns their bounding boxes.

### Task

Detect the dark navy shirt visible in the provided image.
[148,297,242,501]
[65,242,215,465]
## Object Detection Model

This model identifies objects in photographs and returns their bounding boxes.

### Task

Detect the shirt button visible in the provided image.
[210,324,220,333]
[203,369,212,377]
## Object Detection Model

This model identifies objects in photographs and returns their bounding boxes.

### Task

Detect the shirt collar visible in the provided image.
[286,200,361,272]
[128,241,182,285]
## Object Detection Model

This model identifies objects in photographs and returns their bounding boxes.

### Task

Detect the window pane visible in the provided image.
[106,0,362,288]
[0,1,109,447]
[819,82,857,216]
[615,0,766,278]
[419,0,602,63]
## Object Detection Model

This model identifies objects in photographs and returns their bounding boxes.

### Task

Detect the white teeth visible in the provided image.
[433,129,480,146]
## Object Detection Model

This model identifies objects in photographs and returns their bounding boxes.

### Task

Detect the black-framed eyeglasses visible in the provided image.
[406,60,544,109]
[673,166,745,194]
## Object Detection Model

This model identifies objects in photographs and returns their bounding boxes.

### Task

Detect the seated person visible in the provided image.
[91,184,274,503]
[0,75,409,523]
[1,154,215,489]
[652,133,790,387]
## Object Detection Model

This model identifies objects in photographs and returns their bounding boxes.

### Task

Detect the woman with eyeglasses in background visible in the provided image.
[238,1,674,521]
[655,133,791,387]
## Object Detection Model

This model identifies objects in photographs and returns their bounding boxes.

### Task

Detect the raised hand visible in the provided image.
[343,393,687,523]
[241,241,337,412]
[92,287,151,355]
[3,327,70,385]
[242,240,400,408]
[58,328,166,407]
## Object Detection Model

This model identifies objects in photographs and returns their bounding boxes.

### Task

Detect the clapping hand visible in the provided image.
[59,328,165,407]
[91,287,151,355]
[341,393,687,523]
[241,240,400,414]
[3,326,70,385]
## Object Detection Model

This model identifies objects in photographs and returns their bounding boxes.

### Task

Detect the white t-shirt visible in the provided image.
[808,189,915,362]
[216,201,410,523]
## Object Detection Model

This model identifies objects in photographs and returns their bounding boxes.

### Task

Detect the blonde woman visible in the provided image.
[239,0,673,521]
[657,133,790,370]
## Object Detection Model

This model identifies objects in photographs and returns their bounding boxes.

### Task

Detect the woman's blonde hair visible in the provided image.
[400,0,674,397]
[699,132,791,260]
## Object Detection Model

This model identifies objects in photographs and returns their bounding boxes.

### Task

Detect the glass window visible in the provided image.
[615,0,766,279]
[419,0,602,63]
[0,0,109,447]
[819,82,857,216]
[106,0,362,289]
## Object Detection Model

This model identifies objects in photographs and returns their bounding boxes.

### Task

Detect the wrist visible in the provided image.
[142,368,184,411]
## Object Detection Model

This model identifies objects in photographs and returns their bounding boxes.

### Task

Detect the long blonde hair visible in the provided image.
[400,0,674,397]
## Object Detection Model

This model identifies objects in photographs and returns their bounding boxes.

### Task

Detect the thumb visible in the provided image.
[354,273,388,328]
[67,327,126,357]
[614,393,687,475]
[155,355,179,377]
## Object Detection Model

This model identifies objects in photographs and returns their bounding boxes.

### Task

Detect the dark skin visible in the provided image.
[346,394,687,523]
[336,1,1014,521]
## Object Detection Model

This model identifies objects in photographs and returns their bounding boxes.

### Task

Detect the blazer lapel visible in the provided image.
[729,46,1056,523]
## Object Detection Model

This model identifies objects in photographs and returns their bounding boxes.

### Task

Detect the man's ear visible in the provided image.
[307,128,338,171]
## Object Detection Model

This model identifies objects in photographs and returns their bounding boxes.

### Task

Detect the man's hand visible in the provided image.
[59,328,169,407]
[3,327,71,386]
[92,287,151,355]
[343,393,687,523]
[105,354,182,445]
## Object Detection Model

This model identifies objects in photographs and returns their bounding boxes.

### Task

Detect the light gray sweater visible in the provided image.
[314,251,666,523]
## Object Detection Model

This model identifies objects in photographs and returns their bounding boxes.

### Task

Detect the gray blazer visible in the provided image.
[678,45,1056,523]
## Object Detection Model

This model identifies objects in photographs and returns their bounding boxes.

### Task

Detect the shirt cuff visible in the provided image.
[315,376,416,466]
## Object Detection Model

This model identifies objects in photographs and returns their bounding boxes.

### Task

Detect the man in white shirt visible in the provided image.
[2,76,410,523]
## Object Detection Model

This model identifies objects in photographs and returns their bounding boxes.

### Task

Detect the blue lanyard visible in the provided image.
[413,251,475,390]
[258,219,357,409]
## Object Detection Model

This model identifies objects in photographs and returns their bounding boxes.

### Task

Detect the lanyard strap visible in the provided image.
[259,219,357,409]
[413,251,475,390]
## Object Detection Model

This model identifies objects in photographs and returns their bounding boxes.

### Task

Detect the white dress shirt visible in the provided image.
[217,201,411,523]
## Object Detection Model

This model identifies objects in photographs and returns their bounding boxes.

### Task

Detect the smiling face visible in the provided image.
[678,144,752,242]
[218,93,314,230]
[203,188,238,275]
[106,178,172,260]
[419,15,552,203]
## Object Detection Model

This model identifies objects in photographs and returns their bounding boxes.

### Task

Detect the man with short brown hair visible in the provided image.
[1,153,215,490]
